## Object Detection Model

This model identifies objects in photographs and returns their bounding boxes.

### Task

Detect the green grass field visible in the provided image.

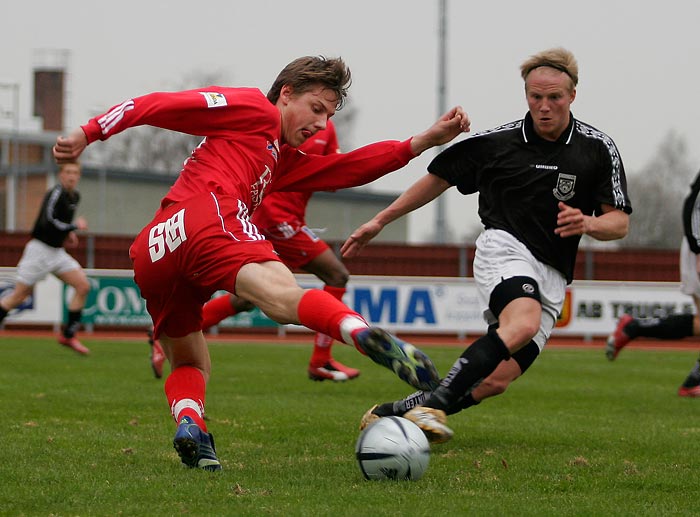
[1,335,699,516]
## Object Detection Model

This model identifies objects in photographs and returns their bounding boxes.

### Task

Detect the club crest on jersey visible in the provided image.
[553,173,576,201]
[267,140,279,162]
[199,92,227,108]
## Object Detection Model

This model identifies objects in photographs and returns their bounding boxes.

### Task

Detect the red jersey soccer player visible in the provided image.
[200,120,361,382]
[53,56,469,471]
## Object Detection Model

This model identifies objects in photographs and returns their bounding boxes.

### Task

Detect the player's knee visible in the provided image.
[326,268,349,287]
[490,275,541,345]
[8,285,33,306]
[74,280,91,297]
[256,288,304,324]
[231,296,255,313]
[515,319,540,342]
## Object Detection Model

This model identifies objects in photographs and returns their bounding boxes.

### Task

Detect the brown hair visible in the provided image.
[267,56,352,109]
[520,47,578,90]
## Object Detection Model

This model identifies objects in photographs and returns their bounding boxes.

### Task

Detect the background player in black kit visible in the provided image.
[0,162,91,355]
[607,168,700,397]
[342,47,633,442]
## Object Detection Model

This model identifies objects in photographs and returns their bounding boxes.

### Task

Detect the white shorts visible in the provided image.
[15,239,82,286]
[473,229,567,351]
[679,238,700,297]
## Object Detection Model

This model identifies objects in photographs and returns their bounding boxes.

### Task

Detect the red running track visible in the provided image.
[2,328,698,352]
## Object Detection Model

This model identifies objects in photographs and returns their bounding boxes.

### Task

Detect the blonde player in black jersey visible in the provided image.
[0,163,91,354]
[343,48,632,443]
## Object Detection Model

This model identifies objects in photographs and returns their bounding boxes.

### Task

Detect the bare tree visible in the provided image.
[622,131,694,249]
[85,70,228,174]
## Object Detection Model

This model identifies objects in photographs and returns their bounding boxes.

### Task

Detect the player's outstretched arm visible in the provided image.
[409,106,470,156]
[53,128,88,164]
[341,174,451,258]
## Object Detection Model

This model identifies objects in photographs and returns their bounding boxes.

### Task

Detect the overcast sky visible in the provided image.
[2,0,699,242]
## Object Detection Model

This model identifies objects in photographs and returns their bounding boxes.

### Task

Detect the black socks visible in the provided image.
[625,313,694,340]
[64,310,83,338]
[423,328,510,414]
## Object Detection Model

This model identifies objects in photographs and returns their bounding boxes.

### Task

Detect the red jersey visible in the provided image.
[81,87,415,216]
[252,120,340,231]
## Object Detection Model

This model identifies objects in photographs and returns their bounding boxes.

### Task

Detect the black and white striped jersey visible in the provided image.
[428,112,632,283]
[31,184,80,248]
[683,170,700,254]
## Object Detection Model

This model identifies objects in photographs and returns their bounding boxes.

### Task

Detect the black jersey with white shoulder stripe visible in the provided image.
[428,112,632,283]
[31,184,80,248]
[682,169,700,254]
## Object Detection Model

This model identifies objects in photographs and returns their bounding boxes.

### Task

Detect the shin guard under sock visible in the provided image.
[297,289,364,344]
[310,285,347,365]
[165,366,207,431]
[424,328,510,413]
[64,310,82,338]
[201,295,237,329]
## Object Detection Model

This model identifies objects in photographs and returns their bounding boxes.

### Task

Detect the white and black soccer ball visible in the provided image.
[355,416,430,481]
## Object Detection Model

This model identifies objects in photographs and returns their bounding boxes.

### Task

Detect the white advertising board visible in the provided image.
[0,268,692,337]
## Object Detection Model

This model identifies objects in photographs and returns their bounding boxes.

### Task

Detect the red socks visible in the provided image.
[297,289,366,344]
[310,285,346,366]
[201,294,236,330]
[164,366,208,431]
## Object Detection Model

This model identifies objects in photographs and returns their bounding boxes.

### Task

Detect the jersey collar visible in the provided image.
[521,111,576,145]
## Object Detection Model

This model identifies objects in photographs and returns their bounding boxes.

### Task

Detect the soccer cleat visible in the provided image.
[678,385,700,398]
[359,404,381,431]
[605,314,634,361]
[327,359,360,379]
[308,359,360,382]
[173,416,222,471]
[308,364,349,382]
[404,406,453,444]
[150,339,166,379]
[354,327,440,391]
[58,336,90,355]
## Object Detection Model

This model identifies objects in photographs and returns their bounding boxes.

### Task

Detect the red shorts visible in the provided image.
[262,222,330,270]
[129,192,281,338]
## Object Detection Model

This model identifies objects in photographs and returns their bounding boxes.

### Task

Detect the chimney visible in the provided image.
[32,49,70,131]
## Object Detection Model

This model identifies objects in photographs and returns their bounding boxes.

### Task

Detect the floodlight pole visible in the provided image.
[0,82,19,231]
[435,0,448,243]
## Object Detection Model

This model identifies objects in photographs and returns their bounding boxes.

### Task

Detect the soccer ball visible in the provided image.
[355,416,430,481]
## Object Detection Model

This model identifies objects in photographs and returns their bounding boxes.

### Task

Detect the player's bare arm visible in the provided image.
[341,174,451,257]
[409,106,470,156]
[555,202,629,240]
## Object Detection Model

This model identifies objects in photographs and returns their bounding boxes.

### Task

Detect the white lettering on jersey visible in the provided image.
[182,137,207,169]
[199,92,227,108]
[148,209,188,262]
[267,140,279,162]
[97,100,135,135]
[277,222,296,238]
[250,166,272,211]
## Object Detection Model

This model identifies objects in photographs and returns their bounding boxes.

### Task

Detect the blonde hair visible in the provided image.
[520,47,578,90]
